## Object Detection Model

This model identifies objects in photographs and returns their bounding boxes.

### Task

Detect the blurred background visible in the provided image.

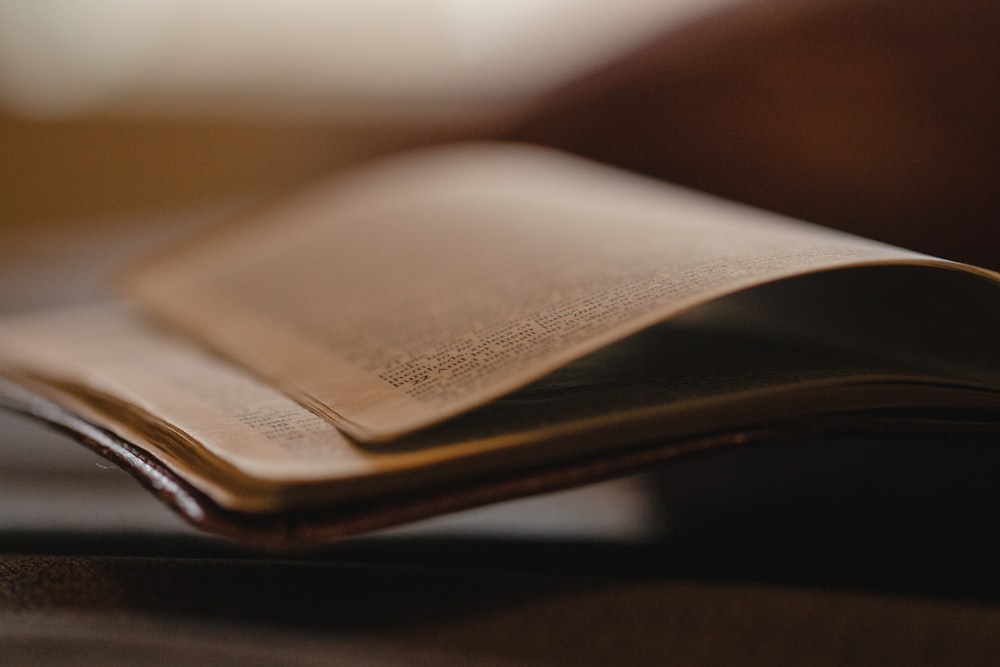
[0,0,732,312]
[1,0,997,292]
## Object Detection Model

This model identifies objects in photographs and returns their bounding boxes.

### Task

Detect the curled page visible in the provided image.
[122,143,979,441]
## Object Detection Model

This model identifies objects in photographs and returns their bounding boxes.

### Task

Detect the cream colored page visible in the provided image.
[0,304,635,510]
[0,305,372,482]
[124,143,942,441]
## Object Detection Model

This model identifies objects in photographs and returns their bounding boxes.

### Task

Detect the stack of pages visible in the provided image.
[2,144,998,546]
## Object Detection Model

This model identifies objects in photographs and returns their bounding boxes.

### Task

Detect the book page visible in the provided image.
[0,307,364,481]
[3,285,999,511]
[123,143,968,441]
[0,304,520,510]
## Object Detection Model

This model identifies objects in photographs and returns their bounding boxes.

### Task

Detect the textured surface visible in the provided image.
[3,542,1000,666]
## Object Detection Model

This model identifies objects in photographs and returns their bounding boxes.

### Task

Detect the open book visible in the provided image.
[2,143,999,546]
